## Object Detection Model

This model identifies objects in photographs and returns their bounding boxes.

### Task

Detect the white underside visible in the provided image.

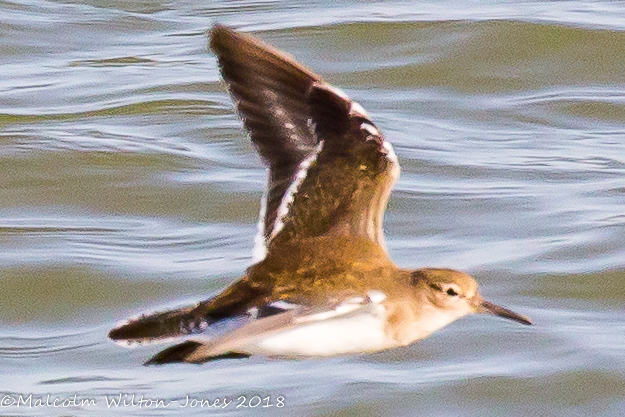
[243,303,398,357]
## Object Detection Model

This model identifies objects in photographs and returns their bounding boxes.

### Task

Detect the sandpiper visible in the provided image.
[109,25,531,365]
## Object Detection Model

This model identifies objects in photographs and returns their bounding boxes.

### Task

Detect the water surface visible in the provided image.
[1,0,625,415]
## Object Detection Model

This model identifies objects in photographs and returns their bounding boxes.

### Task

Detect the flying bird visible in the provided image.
[109,24,531,365]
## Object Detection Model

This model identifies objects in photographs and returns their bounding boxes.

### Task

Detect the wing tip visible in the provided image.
[145,341,251,365]
[208,23,320,82]
[108,305,209,343]
[209,23,236,53]
[144,341,204,365]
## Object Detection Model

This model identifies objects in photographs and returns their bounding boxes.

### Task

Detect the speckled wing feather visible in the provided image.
[210,25,400,255]
[108,274,271,343]
[210,25,321,248]
[273,83,400,250]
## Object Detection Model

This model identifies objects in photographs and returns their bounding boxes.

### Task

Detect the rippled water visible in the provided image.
[1,0,625,415]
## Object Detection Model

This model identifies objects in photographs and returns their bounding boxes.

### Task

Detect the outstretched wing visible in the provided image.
[210,25,400,259]
[210,25,320,260]
[108,274,272,343]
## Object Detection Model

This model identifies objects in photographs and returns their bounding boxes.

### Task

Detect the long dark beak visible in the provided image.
[478,300,532,325]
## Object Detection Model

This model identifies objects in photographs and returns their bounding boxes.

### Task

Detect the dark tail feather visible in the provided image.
[145,341,250,365]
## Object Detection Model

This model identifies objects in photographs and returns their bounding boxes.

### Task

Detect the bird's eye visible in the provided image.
[446,288,459,297]
[429,284,460,297]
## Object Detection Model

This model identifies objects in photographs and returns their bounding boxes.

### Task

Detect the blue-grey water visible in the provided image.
[1,1,625,416]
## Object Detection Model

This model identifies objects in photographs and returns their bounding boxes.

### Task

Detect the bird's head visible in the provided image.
[410,268,532,325]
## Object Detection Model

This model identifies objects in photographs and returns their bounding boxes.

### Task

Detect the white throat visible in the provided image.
[401,304,471,344]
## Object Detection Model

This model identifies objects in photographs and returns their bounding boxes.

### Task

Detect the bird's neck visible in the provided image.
[385,295,469,345]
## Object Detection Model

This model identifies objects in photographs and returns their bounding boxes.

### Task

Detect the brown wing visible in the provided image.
[210,25,321,249]
[108,274,271,343]
[210,25,399,254]
[270,83,400,250]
